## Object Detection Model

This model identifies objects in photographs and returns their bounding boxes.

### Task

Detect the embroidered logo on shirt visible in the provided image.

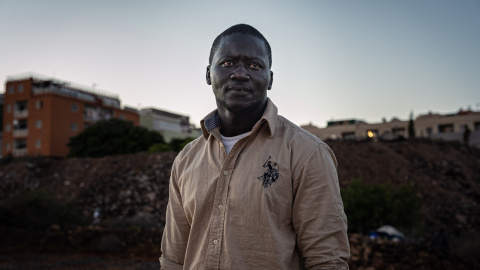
[257,156,279,188]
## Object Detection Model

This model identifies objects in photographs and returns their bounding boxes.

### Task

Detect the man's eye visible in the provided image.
[223,61,233,66]
[249,63,261,69]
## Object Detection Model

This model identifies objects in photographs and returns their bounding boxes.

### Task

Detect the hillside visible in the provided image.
[0,140,479,269]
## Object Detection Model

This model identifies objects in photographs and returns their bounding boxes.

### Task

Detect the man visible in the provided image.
[160,24,350,269]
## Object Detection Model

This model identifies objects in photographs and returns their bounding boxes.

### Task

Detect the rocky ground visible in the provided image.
[0,139,479,269]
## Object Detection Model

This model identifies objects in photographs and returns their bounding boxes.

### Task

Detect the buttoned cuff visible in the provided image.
[159,255,183,270]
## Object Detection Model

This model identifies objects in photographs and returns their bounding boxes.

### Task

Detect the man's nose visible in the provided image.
[231,65,249,80]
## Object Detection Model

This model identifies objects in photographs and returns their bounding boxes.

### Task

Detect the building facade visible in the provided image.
[140,108,200,143]
[302,110,480,148]
[2,73,139,157]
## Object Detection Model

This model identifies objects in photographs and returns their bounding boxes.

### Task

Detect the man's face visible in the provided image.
[207,33,273,114]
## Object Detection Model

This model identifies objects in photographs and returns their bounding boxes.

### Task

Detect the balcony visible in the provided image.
[13,129,28,137]
[14,110,29,118]
[13,148,28,157]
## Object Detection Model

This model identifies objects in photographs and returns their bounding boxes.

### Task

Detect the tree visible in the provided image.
[408,111,416,139]
[67,118,164,157]
[341,179,421,233]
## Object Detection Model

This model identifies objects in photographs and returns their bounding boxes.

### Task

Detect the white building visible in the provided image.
[140,108,200,142]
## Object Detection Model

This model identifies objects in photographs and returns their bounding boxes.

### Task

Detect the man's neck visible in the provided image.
[217,101,267,137]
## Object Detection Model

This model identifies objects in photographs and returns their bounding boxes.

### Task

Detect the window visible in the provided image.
[342,132,356,141]
[36,100,43,109]
[6,104,11,113]
[35,139,41,149]
[438,124,454,133]
[5,123,11,132]
[119,114,126,120]
[8,85,14,94]
[14,139,27,149]
[392,127,405,136]
[71,104,79,112]
[71,123,78,131]
[36,120,43,129]
[366,130,378,138]
[14,119,28,130]
[14,101,28,115]
[475,122,480,131]
[426,127,433,136]
[18,85,24,93]
[5,143,10,151]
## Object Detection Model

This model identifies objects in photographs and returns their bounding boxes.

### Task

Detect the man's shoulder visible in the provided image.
[275,115,327,147]
[178,136,204,155]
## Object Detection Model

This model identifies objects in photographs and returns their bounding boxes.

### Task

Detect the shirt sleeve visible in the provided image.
[292,143,350,269]
[160,157,190,269]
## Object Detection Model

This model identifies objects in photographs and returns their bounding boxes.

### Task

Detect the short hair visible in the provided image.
[209,24,272,68]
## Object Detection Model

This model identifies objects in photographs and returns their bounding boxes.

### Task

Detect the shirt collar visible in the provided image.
[200,98,278,140]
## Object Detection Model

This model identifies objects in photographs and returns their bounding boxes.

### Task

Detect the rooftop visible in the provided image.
[6,72,119,100]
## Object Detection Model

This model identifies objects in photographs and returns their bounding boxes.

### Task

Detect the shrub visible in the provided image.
[148,137,196,153]
[67,118,165,158]
[148,143,171,153]
[341,179,421,233]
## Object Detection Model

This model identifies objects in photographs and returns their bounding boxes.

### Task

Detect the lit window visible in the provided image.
[6,104,11,113]
[71,104,79,112]
[36,100,43,109]
[36,120,43,129]
[18,85,24,93]
[71,123,78,131]
[35,139,41,149]
[5,123,11,132]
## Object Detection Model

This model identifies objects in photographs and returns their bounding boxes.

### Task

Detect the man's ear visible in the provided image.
[206,65,212,85]
[267,71,273,90]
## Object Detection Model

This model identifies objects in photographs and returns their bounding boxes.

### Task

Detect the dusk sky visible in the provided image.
[1,1,479,127]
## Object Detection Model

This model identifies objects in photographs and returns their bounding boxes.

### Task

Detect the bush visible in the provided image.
[169,137,196,152]
[341,179,421,233]
[0,190,87,230]
[68,118,164,158]
[148,137,196,153]
[148,143,171,153]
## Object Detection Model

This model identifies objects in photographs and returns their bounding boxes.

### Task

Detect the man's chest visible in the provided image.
[177,141,295,226]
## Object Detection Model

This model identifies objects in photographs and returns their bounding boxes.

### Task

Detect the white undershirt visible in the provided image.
[221,132,249,155]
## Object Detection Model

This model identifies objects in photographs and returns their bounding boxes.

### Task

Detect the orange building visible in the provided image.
[2,73,139,157]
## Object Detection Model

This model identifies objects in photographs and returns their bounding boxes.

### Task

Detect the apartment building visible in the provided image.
[302,110,480,148]
[140,107,200,142]
[2,73,139,157]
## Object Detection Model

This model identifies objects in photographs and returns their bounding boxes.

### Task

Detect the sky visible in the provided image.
[0,0,479,127]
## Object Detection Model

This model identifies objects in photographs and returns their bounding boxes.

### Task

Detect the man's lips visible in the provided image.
[226,85,252,93]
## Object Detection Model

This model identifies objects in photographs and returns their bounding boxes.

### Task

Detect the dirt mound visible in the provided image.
[0,140,479,269]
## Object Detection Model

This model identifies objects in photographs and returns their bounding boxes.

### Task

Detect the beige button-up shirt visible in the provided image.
[160,99,350,269]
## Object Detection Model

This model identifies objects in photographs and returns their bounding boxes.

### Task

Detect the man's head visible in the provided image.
[206,24,273,115]
[209,24,272,69]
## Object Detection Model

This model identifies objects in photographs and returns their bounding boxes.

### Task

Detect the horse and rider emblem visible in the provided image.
[257,156,279,188]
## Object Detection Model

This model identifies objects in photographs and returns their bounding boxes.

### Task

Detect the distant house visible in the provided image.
[302,110,480,148]
[2,72,139,157]
[140,108,200,143]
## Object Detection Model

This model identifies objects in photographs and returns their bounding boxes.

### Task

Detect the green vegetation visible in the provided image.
[148,137,196,153]
[341,179,421,233]
[68,118,165,158]
[0,190,87,230]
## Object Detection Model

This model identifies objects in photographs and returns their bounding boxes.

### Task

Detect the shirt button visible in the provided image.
[213,239,218,245]
[223,171,228,175]
[218,204,223,209]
